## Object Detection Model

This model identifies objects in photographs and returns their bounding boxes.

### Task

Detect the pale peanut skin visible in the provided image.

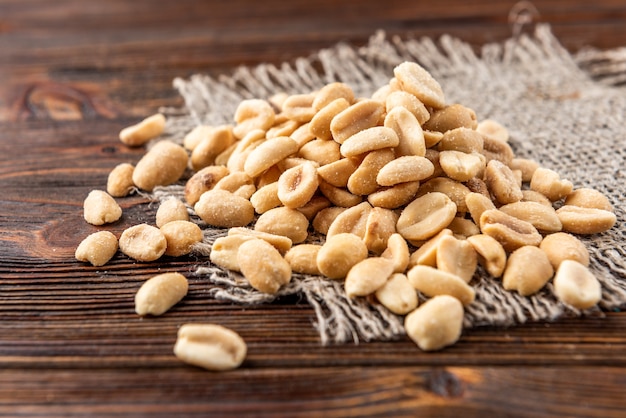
[135,272,189,316]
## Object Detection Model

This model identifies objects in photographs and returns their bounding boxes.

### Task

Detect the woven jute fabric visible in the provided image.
[154,24,626,345]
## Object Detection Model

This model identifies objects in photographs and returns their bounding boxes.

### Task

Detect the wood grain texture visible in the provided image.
[1,0,626,416]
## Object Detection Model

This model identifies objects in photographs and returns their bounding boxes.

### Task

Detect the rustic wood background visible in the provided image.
[1,0,626,416]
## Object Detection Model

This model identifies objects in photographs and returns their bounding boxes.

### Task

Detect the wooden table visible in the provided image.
[2,1,626,416]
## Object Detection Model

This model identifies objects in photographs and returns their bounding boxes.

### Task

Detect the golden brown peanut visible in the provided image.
[480,134,514,165]
[476,119,509,142]
[553,260,602,309]
[269,92,289,110]
[416,177,471,213]
[237,238,292,294]
[383,106,426,157]
[282,93,316,122]
[132,141,188,192]
[375,273,418,315]
[298,138,341,166]
[326,201,372,239]
[296,195,331,221]
[107,163,135,197]
[330,99,385,144]
[438,127,483,154]
[119,224,167,262]
[194,189,255,228]
[422,104,477,133]
[385,90,430,125]
[254,206,309,244]
[134,272,188,316]
[521,189,553,207]
[344,257,395,298]
[243,136,299,178]
[348,149,395,195]
[184,125,213,151]
[266,118,299,139]
[313,82,355,111]
[539,232,589,270]
[277,157,320,172]
[407,265,476,306]
[309,98,350,140]
[184,165,230,206]
[312,206,347,235]
[210,234,255,272]
[408,229,453,268]
[233,99,275,139]
[502,246,554,296]
[436,235,478,283]
[228,227,292,254]
[290,122,316,148]
[284,244,322,275]
[376,156,434,186]
[214,141,237,166]
[317,157,361,188]
[191,126,235,170]
[75,231,118,267]
[423,149,444,180]
[393,61,446,109]
[499,201,562,234]
[530,167,573,202]
[465,177,490,197]
[447,216,480,239]
[404,295,463,351]
[256,165,282,188]
[381,233,410,273]
[316,233,368,279]
[214,172,256,199]
[509,158,539,183]
[173,323,247,371]
[556,205,616,235]
[367,181,421,209]
[156,197,189,228]
[161,220,203,257]
[439,150,484,182]
[479,209,542,253]
[423,130,444,148]
[363,207,398,254]
[83,190,122,226]
[397,192,457,241]
[564,188,613,211]
[250,182,281,214]
[467,234,507,278]
[119,113,166,146]
[318,180,363,207]
[484,160,523,205]
[340,127,399,157]
[371,83,394,103]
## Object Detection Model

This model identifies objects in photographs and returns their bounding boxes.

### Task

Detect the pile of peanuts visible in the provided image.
[76,61,617,370]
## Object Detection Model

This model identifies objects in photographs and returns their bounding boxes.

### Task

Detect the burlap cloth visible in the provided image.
[154,24,626,344]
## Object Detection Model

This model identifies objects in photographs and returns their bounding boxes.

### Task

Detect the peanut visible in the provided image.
[553,260,602,309]
[344,257,395,298]
[502,246,553,296]
[107,163,135,197]
[375,273,418,315]
[317,233,368,279]
[83,190,122,226]
[75,231,118,267]
[173,323,247,371]
[161,220,203,257]
[132,141,188,192]
[156,197,189,228]
[135,272,188,316]
[119,224,167,262]
[404,295,464,351]
[119,113,166,147]
[237,238,292,294]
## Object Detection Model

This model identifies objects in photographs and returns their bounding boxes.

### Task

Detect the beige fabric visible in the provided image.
[154,24,626,344]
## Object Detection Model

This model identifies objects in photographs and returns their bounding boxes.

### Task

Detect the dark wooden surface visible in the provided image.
[2,1,626,416]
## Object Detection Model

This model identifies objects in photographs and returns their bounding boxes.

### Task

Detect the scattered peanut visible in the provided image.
[119,113,166,147]
[75,231,118,267]
[119,224,167,262]
[553,260,602,309]
[83,190,122,226]
[173,323,247,371]
[135,272,188,316]
[404,295,464,351]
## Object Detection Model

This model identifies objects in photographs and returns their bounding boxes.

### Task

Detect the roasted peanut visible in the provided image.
[375,273,418,315]
[416,177,471,213]
[480,134,514,165]
[423,130,444,148]
[119,113,166,147]
[309,98,350,140]
[367,181,421,209]
[564,188,613,211]
[476,119,509,142]
[530,167,573,202]
[447,216,480,239]
[312,206,347,235]
[228,227,292,254]
[422,104,477,133]
[210,234,256,272]
[436,235,478,283]
[376,156,434,186]
[135,272,188,316]
[499,201,562,233]
[393,61,446,109]
[243,136,298,178]
[479,209,542,252]
[191,126,235,170]
[316,233,368,279]
[404,295,463,351]
[233,99,275,139]
[312,82,355,111]
[183,125,213,151]
[484,160,523,204]
[556,205,616,234]
[318,179,362,207]
[254,206,309,243]
[553,260,602,309]
[439,150,484,182]
[250,182,281,214]
[408,229,453,268]
[340,127,399,157]
[173,323,247,371]
[383,106,426,157]
[385,90,430,125]
[326,201,372,239]
[397,192,457,241]
[539,232,589,270]
[161,220,203,257]
[107,163,135,197]
[381,233,410,273]
[509,158,539,183]
[317,157,361,188]
[184,165,230,206]
[344,257,395,298]
[214,172,256,199]
[467,234,507,278]
[407,265,476,306]
[119,224,167,262]
[502,246,553,296]
[156,197,190,228]
[83,190,122,226]
[290,122,316,148]
[330,99,385,144]
[438,127,483,154]
[132,141,188,192]
[348,148,395,195]
[282,93,316,122]
[296,195,331,220]
[363,207,398,254]
[298,138,341,166]
[194,189,255,228]
[75,231,118,267]
[521,189,553,207]
[266,118,299,139]
[237,238,292,294]
[284,244,322,275]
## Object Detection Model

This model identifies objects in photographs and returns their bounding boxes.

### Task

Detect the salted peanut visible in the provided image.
[313,82,355,111]
[210,234,255,271]
[233,99,275,139]
[299,138,341,166]
[348,148,395,195]
[404,295,463,351]
[479,209,542,252]
[318,179,362,207]
[256,165,282,188]
[371,83,394,103]
[174,323,247,371]
[417,177,471,213]
[276,162,319,209]
[530,167,573,202]
[284,244,322,275]
[296,195,331,220]
[75,231,118,267]
[439,150,484,182]
[213,172,255,199]
[397,192,457,241]
[282,93,317,122]
[330,99,385,144]
[160,220,203,257]
[194,189,254,228]
[383,106,426,157]
[132,141,188,192]
[228,227,292,254]
[422,104,477,133]
[317,157,361,188]
[363,207,398,254]
[119,113,166,146]
[309,98,351,140]
[119,224,167,262]
[553,260,602,309]
[326,201,372,239]
[447,216,480,239]
[367,181,420,209]
[255,207,309,244]
[228,142,262,174]
[385,90,430,125]
[340,127,399,158]
[249,182,280,214]
[407,265,476,306]
[277,157,319,172]
[499,201,561,233]
[438,127,483,154]
[231,128,266,156]
[156,197,189,227]
[135,272,188,316]
[316,233,368,279]
[502,246,554,296]
[423,148,444,180]
[215,141,238,166]
[269,92,289,110]
[83,190,122,225]
[423,130,444,148]
[408,229,453,268]
[377,156,434,186]
[436,235,478,283]
[184,125,213,151]
[185,166,230,206]
[480,134,514,165]
[556,205,616,234]
[107,163,135,197]
[381,233,410,273]
[237,238,292,294]
[266,119,299,139]
[564,188,613,211]
[375,273,417,315]
[290,122,316,148]
[465,177,490,197]
[345,257,395,298]
[245,137,298,178]
[393,61,445,108]
[521,189,553,207]
[467,234,507,278]
[476,119,509,142]
[312,206,347,235]
[484,160,523,205]
[509,158,539,183]
[190,126,235,171]
[540,232,589,270]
